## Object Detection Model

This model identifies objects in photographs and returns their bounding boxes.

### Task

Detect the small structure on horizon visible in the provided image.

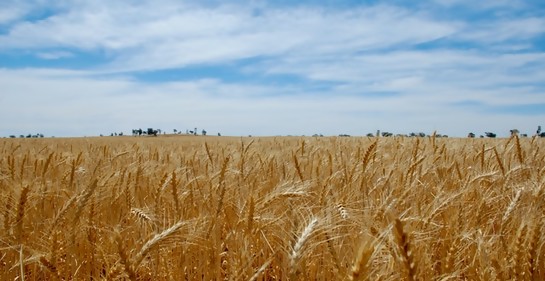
[485,132,496,138]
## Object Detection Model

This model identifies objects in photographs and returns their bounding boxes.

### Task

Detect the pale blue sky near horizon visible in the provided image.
[1,0,544,137]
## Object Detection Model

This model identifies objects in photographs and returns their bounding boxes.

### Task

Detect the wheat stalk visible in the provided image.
[248,256,274,281]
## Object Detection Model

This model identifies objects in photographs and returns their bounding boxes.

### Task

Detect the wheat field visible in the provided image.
[0,135,544,280]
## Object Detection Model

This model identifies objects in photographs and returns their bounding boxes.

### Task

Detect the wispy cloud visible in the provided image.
[35,51,73,60]
[0,3,459,71]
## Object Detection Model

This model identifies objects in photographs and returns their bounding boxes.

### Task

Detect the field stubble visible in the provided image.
[0,135,544,280]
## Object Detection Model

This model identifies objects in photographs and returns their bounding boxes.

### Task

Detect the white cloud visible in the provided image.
[36,51,74,60]
[431,0,527,10]
[458,17,545,44]
[0,8,24,24]
[260,49,545,101]
[0,2,459,72]
[0,1,544,137]
[0,0,36,25]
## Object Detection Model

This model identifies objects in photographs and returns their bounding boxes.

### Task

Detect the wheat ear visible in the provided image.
[39,255,61,280]
[393,219,416,281]
[115,231,137,281]
[72,179,98,224]
[493,147,505,176]
[511,224,528,279]
[514,134,524,165]
[350,237,376,281]
[132,220,185,270]
[15,185,30,244]
[293,153,304,181]
[502,189,522,224]
[207,156,230,238]
[246,195,255,235]
[289,218,318,278]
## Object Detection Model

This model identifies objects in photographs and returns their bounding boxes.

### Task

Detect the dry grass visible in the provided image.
[0,135,544,280]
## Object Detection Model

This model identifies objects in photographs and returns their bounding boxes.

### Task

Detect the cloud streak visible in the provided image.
[0,3,459,70]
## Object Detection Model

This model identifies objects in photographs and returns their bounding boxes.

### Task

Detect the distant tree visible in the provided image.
[536,126,545,137]
[485,132,496,138]
[468,132,475,138]
[202,129,207,136]
[147,128,158,136]
[9,135,16,138]
[132,129,142,136]
[173,129,177,134]
[218,133,221,136]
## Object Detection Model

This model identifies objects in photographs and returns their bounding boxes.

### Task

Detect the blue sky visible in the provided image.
[1,0,544,137]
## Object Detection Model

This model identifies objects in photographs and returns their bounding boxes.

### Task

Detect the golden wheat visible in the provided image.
[0,135,543,280]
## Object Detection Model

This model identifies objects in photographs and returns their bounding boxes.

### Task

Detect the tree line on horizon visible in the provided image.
[4,126,545,139]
